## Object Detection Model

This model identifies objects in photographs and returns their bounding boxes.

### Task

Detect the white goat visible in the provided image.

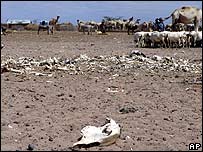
[77,20,94,35]
[189,31,202,47]
[148,31,169,48]
[134,32,152,47]
[166,31,188,48]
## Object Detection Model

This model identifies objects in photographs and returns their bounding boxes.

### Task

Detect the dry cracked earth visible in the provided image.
[1,31,202,151]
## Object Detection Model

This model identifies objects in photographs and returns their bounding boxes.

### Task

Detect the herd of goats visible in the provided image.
[76,6,202,48]
[77,18,202,48]
[1,6,202,49]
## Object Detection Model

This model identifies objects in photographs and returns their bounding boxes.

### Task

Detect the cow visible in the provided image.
[173,23,186,31]
[126,17,141,35]
[165,24,173,31]
[137,21,154,32]
[38,20,50,35]
[77,20,94,35]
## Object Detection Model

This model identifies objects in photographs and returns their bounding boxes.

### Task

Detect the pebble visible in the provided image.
[8,124,13,129]
[49,136,54,141]
[25,105,30,108]
[137,137,142,141]
[27,144,35,151]
[119,107,137,114]
[163,117,170,121]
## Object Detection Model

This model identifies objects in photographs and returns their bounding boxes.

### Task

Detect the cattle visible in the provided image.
[99,21,106,34]
[87,21,100,30]
[126,17,140,35]
[104,20,117,31]
[77,20,94,35]
[165,24,173,31]
[126,20,139,34]
[38,20,50,35]
[172,23,186,31]
[134,21,155,32]
[145,21,154,32]
[186,24,195,31]
[115,19,128,30]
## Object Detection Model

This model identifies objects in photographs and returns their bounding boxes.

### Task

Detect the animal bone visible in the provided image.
[73,118,120,148]
[30,71,52,77]
[9,68,24,74]
[57,66,68,71]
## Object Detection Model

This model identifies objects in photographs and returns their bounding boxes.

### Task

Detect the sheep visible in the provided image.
[148,31,169,48]
[134,32,152,47]
[81,24,94,35]
[77,20,94,35]
[165,31,188,48]
[188,31,202,47]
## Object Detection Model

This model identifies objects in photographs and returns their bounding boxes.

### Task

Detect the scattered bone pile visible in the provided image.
[1,50,202,76]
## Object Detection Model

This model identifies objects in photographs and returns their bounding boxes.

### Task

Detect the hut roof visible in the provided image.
[7,19,31,24]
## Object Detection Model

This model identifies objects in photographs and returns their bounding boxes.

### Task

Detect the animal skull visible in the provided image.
[73,118,121,148]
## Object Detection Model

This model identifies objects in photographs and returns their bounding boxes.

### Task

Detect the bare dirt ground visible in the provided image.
[1,31,202,151]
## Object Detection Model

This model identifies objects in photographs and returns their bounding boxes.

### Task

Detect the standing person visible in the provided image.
[154,18,160,31]
[99,20,106,34]
[158,18,165,31]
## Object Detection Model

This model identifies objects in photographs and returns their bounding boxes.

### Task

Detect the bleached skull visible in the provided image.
[73,118,121,148]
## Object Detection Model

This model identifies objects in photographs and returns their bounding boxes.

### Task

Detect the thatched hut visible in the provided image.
[6,19,31,31]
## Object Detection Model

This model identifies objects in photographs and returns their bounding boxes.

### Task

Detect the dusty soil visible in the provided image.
[1,31,202,151]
